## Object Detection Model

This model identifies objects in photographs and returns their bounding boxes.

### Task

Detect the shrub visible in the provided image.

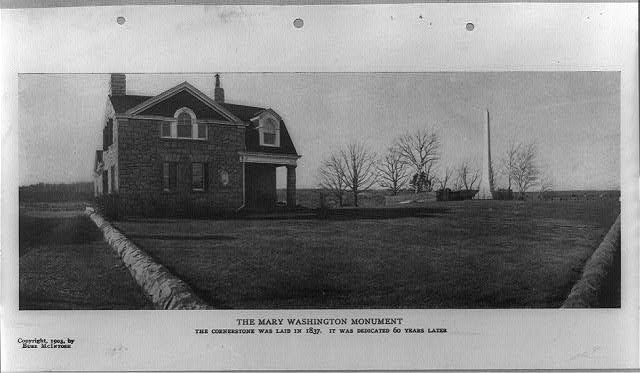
[492,189,514,200]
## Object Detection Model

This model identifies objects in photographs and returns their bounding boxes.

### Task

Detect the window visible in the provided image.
[160,108,206,140]
[259,116,280,147]
[263,119,277,145]
[162,162,178,191]
[177,112,192,138]
[197,123,207,139]
[191,163,206,191]
[161,121,171,137]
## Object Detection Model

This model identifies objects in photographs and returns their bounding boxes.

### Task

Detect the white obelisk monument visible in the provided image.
[476,109,494,199]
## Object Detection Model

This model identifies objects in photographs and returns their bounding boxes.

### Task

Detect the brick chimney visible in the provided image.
[214,73,225,103]
[110,73,126,96]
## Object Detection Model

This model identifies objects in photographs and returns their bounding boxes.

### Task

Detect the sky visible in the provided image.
[18,72,620,190]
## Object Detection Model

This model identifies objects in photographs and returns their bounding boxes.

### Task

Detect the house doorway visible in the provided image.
[244,163,277,209]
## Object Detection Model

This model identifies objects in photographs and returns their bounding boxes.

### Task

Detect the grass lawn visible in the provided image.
[114,199,620,309]
[19,204,152,310]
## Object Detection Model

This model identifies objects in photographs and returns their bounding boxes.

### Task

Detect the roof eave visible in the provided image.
[249,108,282,122]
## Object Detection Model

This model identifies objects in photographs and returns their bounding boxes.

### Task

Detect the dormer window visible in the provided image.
[259,116,280,147]
[161,107,207,140]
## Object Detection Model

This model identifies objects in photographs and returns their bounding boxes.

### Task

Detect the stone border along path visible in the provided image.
[85,208,210,310]
[562,214,621,308]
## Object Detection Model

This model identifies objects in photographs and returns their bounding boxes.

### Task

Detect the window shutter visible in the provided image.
[169,163,177,190]
[190,163,207,190]
[162,162,171,191]
[204,163,209,191]
[161,121,171,137]
[198,123,207,139]
[161,163,164,190]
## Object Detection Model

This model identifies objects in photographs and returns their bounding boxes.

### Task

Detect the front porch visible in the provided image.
[240,152,299,210]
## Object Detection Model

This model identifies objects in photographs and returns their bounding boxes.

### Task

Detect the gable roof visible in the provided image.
[125,82,242,123]
[107,81,299,157]
[220,103,265,122]
[109,95,153,114]
[138,90,230,121]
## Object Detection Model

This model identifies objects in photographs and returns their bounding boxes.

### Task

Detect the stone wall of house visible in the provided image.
[117,118,245,216]
[102,119,119,194]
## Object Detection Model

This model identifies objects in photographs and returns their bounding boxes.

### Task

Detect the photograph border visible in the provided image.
[1,2,638,371]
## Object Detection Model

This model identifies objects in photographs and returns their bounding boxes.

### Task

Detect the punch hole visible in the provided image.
[293,18,304,29]
[466,22,474,31]
[117,16,126,25]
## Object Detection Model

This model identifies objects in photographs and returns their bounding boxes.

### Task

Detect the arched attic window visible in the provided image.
[161,107,207,140]
[177,111,193,137]
[259,116,280,147]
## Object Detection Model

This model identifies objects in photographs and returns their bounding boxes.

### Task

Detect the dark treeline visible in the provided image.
[20,182,94,202]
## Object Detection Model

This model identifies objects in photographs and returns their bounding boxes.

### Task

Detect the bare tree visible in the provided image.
[377,146,408,195]
[490,160,502,190]
[340,142,378,207]
[396,128,440,193]
[434,166,455,191]
[317,153,347,207]
[500,142,520,191]
[509,142,540,200]
[537,170,554,200]
[456,161,480,191]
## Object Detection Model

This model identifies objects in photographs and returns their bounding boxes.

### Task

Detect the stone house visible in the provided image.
[93,74,300,216]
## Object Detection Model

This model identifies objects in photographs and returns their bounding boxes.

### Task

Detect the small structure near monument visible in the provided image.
[436,188,478,201]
